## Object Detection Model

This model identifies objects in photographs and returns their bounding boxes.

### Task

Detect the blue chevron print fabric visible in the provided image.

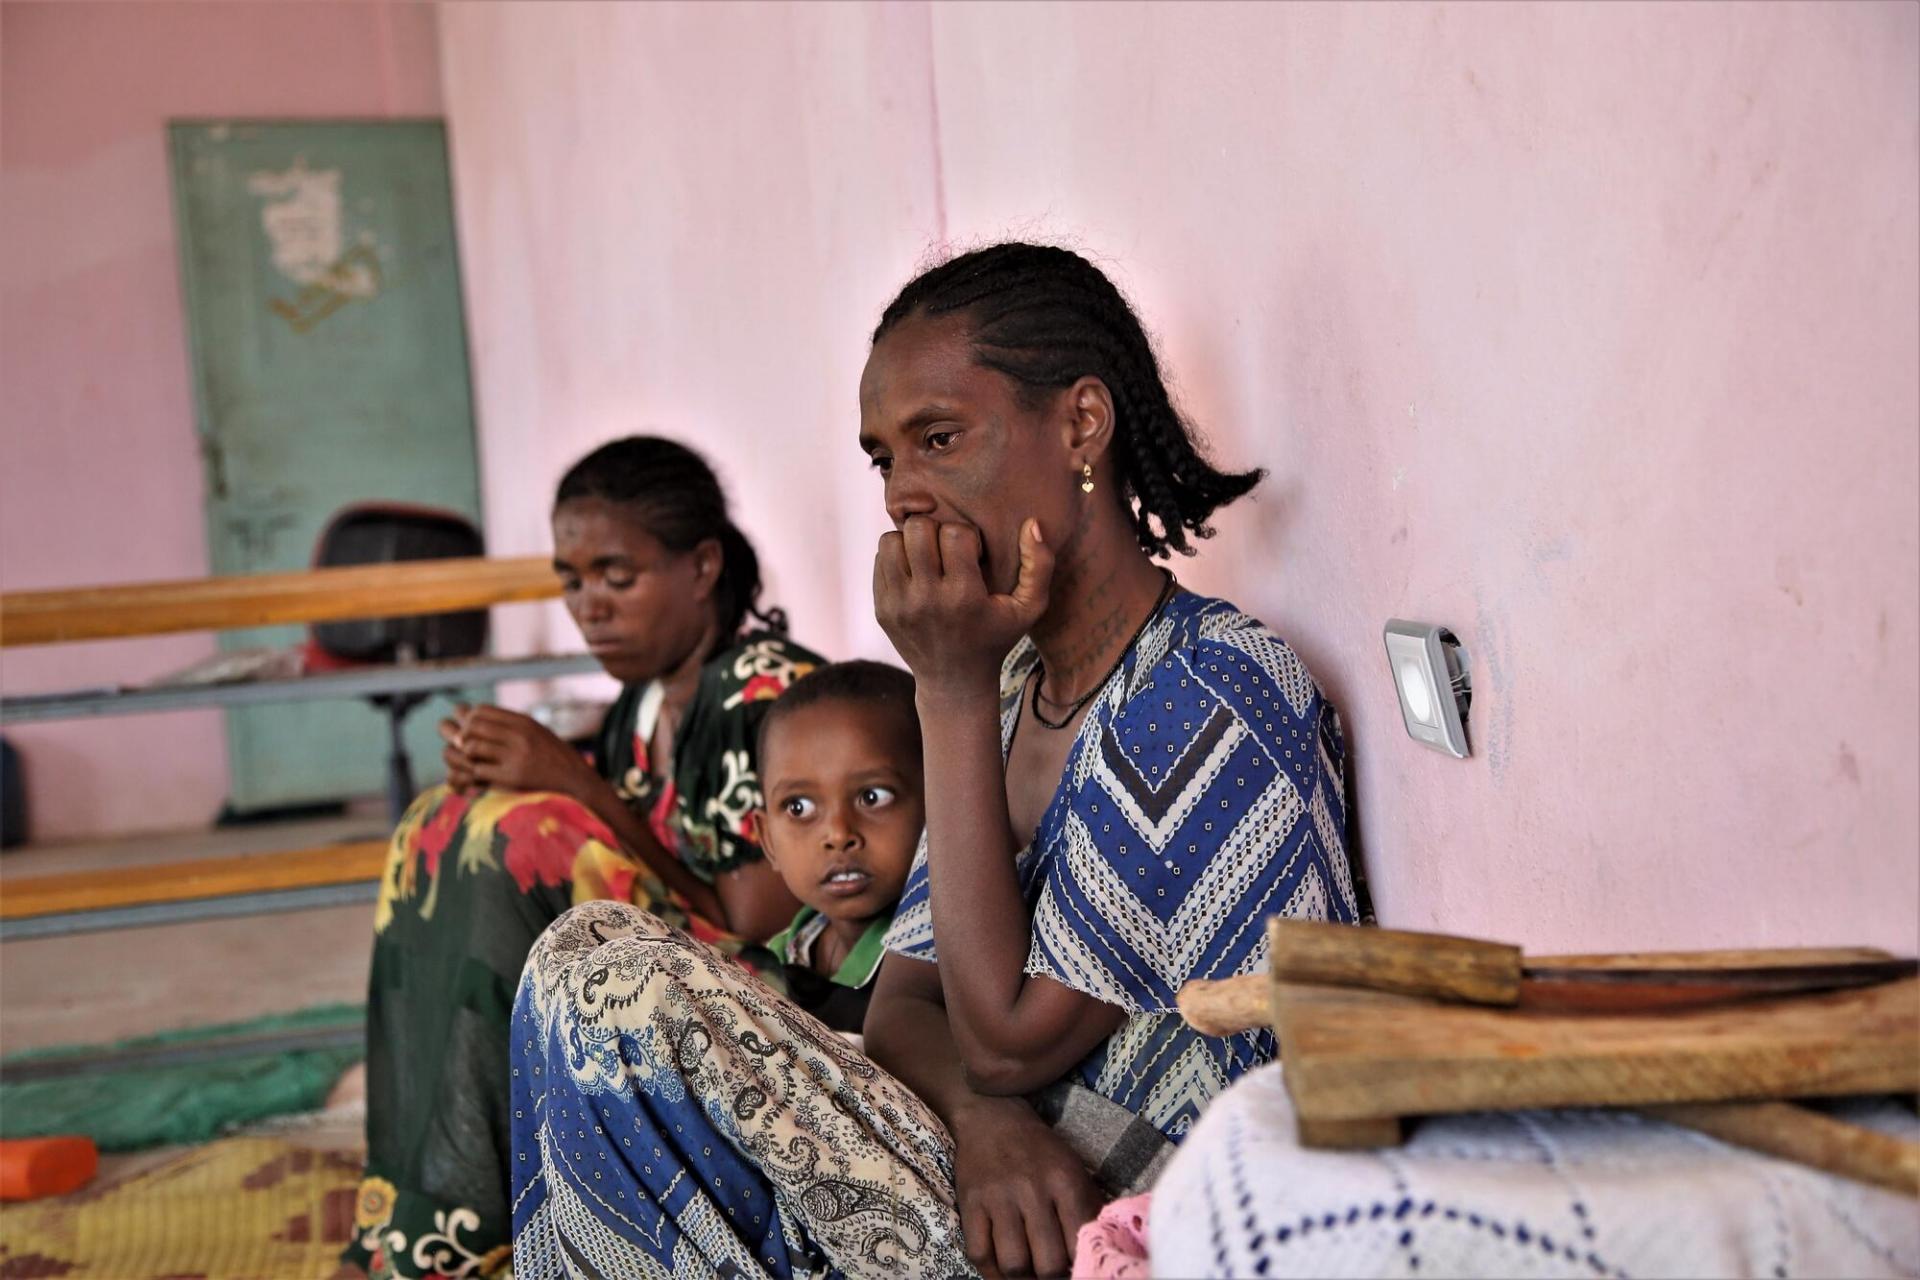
[884,589,1360,1141]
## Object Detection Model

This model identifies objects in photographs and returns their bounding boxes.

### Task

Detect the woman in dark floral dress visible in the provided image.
[344,436,823,1279]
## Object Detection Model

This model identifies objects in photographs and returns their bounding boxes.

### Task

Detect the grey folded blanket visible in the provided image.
[1031,1079,1175,1196]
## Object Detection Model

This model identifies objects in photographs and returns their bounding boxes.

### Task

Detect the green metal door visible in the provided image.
[169,121,486,814]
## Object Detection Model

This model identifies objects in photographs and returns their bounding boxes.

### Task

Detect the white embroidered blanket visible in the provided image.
[1150,1064,1919,1279]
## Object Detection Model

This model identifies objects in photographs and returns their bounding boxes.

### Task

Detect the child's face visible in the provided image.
[756,700,924,926]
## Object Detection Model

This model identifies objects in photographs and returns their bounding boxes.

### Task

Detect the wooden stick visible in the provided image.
[1268,919,1523,1005]
[1644,1101,1920,1197]
[1177,974,1276,1036]
[0,556,560,647]
[1534,947,1895,970]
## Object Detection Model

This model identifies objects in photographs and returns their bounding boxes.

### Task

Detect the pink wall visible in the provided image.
[0,2,443,838]
[439,2,942,682]
[438,1,1917,953]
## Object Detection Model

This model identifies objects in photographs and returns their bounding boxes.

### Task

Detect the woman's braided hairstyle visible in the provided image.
[872,242,1262,558]
[555,435,788,639]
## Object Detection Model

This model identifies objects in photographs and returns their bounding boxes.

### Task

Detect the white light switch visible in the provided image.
[1384,620,1471,758]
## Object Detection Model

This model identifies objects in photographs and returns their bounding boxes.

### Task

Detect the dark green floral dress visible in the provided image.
[345,633,821,1279]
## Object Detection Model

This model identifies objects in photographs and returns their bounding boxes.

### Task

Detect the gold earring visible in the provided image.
[1080,462,1095,493]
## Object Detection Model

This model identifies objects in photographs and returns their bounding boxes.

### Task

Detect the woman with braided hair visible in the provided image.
[510,245,1360,1279]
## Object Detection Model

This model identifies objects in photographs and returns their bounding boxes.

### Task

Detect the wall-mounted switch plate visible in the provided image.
[1384,620,1471,758]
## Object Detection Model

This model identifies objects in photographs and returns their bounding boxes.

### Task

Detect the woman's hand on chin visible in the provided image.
[950,1095,1102,1279]
[874,515,1055,700]
[443,704,598,799]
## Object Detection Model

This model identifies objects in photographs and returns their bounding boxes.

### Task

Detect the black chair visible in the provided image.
[1,736,25,849]
[306,503,487,820]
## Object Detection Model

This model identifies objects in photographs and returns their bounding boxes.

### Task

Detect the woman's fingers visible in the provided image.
[456,716,512,745]
[961,1198,1000,1278]
[901,515,943,580]
[872,531,908,600]
[1024,1202,1075,1280]
[987,1201,1033,1278]
[1007,1172,1078,1279]
[441,744,474,784]
[461,705,531,734]
[1005,518,1056,624]
[1055,1177,1105,1265]
[938,521,986,589]
[456,731,512,763]
[459,734,505,765]
[459,708,539,751]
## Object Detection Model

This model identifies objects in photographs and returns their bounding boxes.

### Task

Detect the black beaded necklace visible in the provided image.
[1027,570,1179,731]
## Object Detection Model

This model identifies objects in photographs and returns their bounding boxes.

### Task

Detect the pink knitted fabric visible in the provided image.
[1072,1194,1153,1280]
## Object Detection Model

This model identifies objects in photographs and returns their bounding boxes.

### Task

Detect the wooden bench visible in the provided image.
[0,557,564,938]
[0,840,390,941]
[1,555,559,647]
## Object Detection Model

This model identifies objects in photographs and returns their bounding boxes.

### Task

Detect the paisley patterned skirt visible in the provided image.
[346,786,760,1280]
[510,900,974,1280]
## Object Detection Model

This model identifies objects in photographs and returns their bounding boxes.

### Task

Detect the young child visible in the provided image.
[752,660,923,1032]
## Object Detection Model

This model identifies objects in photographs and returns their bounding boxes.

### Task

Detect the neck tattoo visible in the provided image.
[1028,570,1177,732]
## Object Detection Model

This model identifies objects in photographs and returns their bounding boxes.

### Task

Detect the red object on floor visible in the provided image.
[0,1135,99,1201]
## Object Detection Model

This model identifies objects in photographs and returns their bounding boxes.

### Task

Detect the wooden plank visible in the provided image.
[0,840,389,920]
[1272,975,1920,1123]
[1294,1116,1404,1150]
[0,556,559,647]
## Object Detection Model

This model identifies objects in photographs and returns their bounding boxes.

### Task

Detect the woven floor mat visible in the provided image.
[0,1134,363,1279]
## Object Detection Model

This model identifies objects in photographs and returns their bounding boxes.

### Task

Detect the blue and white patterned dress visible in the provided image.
[508,589,1360,1278]
[885,588,1360,1140]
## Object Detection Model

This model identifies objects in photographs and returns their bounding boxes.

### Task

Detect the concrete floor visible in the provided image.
[0,808,384,1054]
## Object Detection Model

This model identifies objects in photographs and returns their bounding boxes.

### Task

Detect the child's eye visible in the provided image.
[605,574,636,590]
[857,786,896,809]
[781,797,816,819]
[925,430,958,453]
